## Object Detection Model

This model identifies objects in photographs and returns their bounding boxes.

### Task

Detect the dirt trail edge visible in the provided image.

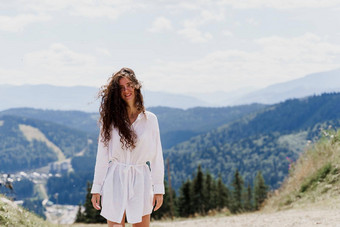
[150,206,340,227]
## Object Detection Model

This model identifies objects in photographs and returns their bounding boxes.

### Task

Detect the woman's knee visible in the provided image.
[107,212,126,227]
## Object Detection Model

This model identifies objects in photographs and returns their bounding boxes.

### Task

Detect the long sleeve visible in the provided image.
[91,130,109,194]
[150,116,165,194]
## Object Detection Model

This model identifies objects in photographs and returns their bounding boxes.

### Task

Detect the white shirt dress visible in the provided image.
[91,111,165,224]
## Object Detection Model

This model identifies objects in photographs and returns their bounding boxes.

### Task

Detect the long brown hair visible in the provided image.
[98,67,145,149]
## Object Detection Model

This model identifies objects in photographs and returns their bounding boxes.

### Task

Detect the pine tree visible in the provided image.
[254,171,268,210]
[204,171,215,213]
[210,177,218,211]
[75,203,85,222]
[216,174,229,211]
[178,179,192,217]
[244,183,253,211]
[231,169,243,213]
[191,165,205,215]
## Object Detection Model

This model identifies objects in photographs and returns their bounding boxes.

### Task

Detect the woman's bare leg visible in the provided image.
[107,212,126,227]
[132,214,150,227]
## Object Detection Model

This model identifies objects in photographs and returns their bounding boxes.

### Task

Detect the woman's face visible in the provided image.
[119,77,136,105]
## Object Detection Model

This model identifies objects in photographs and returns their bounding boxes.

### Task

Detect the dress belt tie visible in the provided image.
[109,160,147,200]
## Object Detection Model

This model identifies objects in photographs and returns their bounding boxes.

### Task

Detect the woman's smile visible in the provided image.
[119,77,135,104]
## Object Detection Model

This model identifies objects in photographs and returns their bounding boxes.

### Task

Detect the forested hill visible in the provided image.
[0,108,99,136]
[165,93,340,191]
[0,115,94,172]
[2,93,340,206]
[149,104,265,148]
[1,104,265,149]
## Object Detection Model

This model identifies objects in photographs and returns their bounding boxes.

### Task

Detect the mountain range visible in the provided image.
[2,92,340,189]
[165,92,340,190]
[1,68,340,206]
[232,68,340,105]
[0,68,339,110]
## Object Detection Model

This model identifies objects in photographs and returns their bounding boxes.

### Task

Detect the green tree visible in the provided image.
[178,179,192,217]
[231,169,243,213]
[244,183,253,211]
[75,203,85,223]
[204,171,216,212]
[191,165,205,215]
[216,174,229,211]
[254,171,268,210]
[210,176,218,211]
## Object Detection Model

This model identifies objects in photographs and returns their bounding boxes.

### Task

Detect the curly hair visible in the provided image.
[98,67,145,149]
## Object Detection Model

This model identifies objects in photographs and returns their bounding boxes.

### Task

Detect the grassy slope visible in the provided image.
[264,128,340,211]
[0,194,56,227]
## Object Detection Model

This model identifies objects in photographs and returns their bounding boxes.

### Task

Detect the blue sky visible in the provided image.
[1,0,340,94]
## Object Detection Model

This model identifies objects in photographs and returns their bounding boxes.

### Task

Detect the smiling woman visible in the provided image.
[91,68,165,227]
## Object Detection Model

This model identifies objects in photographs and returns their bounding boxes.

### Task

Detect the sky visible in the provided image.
[1,0,340,94]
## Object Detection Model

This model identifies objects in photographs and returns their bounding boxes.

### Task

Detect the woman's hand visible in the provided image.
[91,193,101,210]
[153,194,163,211]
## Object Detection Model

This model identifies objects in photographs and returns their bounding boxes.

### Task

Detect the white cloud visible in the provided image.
[70,1,143,20]
[247,18,259,26]
[24,43,96,68]
[96,48,112,57]
[177,28,213,43]
[255,33,340,65]
[148,17,173,33]
[166,2,199,11]
[0,14,50,32]
[143,33,340,93]
[222,30,234,37]
[182,9,225,28]
[177,8,224,43]
[0,67,26,85]
[3,43,112,86]
[218,0,340,9]
[1,0,145,20]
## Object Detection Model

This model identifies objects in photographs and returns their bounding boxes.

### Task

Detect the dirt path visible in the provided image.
[69,206,340,227]
[150,207,340,227]
[69,198,340,227]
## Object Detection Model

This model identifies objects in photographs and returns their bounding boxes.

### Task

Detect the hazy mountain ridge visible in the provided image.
[149,104,265,148]
[0,108,99,136]
[0,104,265,149]
[0,68,339,110]
[0,84,100,112]
[0,84,208,112]
[233,68,340,105]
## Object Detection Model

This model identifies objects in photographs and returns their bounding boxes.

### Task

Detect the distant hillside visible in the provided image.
[1,69,339,112]
[0,115,93,172]
[150,104,265,148]
[165,93,340,190]
[3,93,340,206]
[0,84,207,111]
[0,104,265,205]
[0,104,265,149]
[0,108,99,136]
[0,194,55,227]
[0,84,99,112]
[264,128,340,211]
[234,68,340,105]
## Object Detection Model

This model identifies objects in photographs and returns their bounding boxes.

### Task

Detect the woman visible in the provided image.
[91,68,164,227]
